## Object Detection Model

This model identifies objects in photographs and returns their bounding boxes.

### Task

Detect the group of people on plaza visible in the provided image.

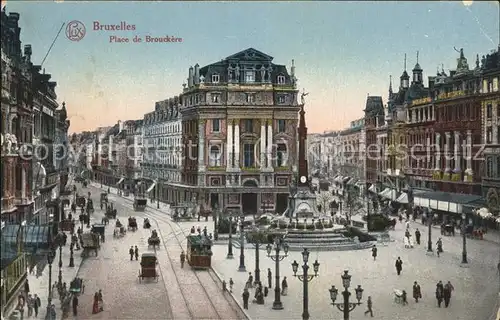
[128,246,140,261]
[227,268,289,310]
[15,280,43,320]
[91,290,104,314]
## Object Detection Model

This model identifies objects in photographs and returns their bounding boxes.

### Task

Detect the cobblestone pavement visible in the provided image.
[86,183,247,320]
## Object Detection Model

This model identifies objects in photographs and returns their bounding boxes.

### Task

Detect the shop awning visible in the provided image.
[347,178,358,185]
[379,188,398,201]
[146,182,156,193]
[116,177,125,185]
[414,190,483,214]
[396,192,409,204]
[22,225,51,251]
[368,184,377,193]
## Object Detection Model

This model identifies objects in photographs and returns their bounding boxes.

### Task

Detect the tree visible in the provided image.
[316,191,334,213]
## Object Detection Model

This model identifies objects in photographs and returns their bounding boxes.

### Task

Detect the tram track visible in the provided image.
[100,189,244,319]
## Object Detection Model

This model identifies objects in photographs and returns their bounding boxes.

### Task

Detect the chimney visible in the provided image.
[24,45,32,62]
[291,59,295,78]
[194,63,200,85]
[188,66,194,87]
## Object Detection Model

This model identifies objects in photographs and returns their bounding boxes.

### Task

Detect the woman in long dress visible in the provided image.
[92,293,99,314]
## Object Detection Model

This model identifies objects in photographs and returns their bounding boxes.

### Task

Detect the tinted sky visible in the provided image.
[5,1,499,133]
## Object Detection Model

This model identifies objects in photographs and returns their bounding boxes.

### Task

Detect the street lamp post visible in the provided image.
[328,270,364,320]
[156,179,160,209]
[291,248,320,320]
[68,244,74,267]
[45,251,55,320]
[461,213,468,264]
[213,204,219,241]
[266,236,289,310]
[424,209,438,253]
[57,240,63,289]
[227,215,234,259]
[238,214,246,272]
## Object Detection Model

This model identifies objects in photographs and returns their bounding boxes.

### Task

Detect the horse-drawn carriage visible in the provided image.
[91,224,106,243]
[59,219,74,232]
[128,217,138,231]
[69,277,85,295]
[186,234,213,269]
[81,233,100,257]
[105,202,117,219]
[100,193,108,210]
[133,198,147,212]
[441,224,455,236]
[113,219,126,238]
[148,230,160,248]
[143,218,151,229]
[138,253,159,282]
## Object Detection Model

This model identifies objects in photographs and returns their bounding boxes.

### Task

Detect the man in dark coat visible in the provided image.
[415,229,421,245]
[72,295,78,316]
[129,246,134,261]
[180,251,186,268]
[443,281,454,307]
[436,281,444,307]
[395,257,403,275]
[242,288,250,309]
[267,268,272,288]
[372,246,377,261]
[412,281,422,302]
[134,246,139,260]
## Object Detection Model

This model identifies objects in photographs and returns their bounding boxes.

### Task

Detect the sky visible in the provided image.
[3,1,499,134]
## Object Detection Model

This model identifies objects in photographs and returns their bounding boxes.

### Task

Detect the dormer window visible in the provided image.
[245,71,255,83]
[212,74,220,84]
[277,75,285,84]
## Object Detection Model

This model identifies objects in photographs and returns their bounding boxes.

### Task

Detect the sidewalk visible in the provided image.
[23,213,102,320]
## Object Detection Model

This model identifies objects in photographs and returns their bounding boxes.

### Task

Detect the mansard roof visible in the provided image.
[364,96,384,117]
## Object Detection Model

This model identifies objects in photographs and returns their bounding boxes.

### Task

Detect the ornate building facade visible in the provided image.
[480,48,500,214]
[174,48,299,214]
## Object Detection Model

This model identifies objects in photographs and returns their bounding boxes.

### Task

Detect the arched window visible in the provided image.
[209,145,221,167]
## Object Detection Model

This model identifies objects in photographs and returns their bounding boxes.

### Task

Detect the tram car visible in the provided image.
[186,234,213,269]
[133,198,147,211]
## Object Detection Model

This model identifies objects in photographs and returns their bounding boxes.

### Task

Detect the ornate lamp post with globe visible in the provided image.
[45,250,55,320]
[266,236,289,310]
[291,248,320,320]
[328,270,364,320]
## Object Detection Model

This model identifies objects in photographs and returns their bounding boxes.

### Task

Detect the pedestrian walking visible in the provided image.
[401,290,408,305]
[72,295,79,316]
[371,245,377,261]
[229,278,234,293]
[413,281,422,302]
[17,294,25,320]
[27,294,33,317]
[436,238,443,257]
[92,292,99,314]
[281,277,288,296]
[395,257,403,275]
[134,246,139,260]
[24,280,30,294]
[264,286,269,297]
[242,288,250,310]
[364,296,373,317]
[415,229,421,245]
[267,268,272,288]
[49,304,56,320]
[436,281,444,307]
[34,294,41,317]
[129,246,134,260]
[443,281,454,307]
[180,251,186,268]
[98,289,103,311]
[222,280,227,292]
[247,272,254,288]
